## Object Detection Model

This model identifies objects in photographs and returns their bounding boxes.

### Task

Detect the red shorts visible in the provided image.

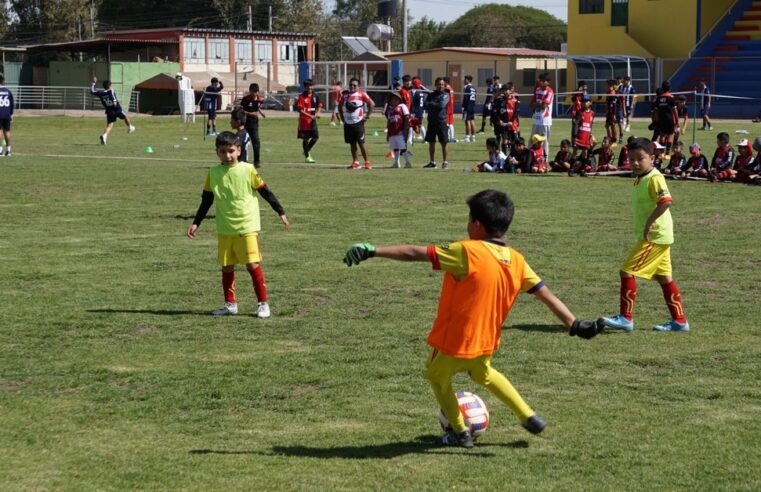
[575,133,592,149]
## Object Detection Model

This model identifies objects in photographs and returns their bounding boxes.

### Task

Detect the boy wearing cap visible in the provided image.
[733,139,756,183]
[527,134,548,173]
[602,138,690,333]
[681,143,709,179]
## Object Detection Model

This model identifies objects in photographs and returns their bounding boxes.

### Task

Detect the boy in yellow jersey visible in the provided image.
[602,137,690,333]
[187,131,289,318]
[343,189,603,448]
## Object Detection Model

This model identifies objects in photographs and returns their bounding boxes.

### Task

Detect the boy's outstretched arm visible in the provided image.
[533,285,603,339]
[343,243,428,266]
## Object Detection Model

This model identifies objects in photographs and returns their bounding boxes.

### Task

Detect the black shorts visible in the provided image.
[463,110,475,121]
[0,118,10,132]
[207,109,217,120]
[482,102,492,117]
[106,109,126,124]
[657,121,676,135]
[343,122,365,144]
[424,122,448,144]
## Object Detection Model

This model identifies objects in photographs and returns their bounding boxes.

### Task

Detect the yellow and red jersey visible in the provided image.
[632,168,673,245]
[425,240,543,359]
[203,162,265,235]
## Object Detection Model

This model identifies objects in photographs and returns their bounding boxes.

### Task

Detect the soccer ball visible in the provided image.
[439,391,489,439]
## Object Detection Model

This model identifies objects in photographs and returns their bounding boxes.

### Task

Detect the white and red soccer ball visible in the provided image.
[439,391,489,439]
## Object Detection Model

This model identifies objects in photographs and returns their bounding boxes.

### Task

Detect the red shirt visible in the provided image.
[297,92,322,131]
[445,84,455,124]
[574,110,594,148]
[399,86,412,111]
[387,103,409,137]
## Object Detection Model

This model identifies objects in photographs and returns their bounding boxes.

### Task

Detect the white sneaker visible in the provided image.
[128,125,136,134]
[624,124,631,132]
[256,302,271,319]
[212,302,238,316]
[100,134,107,145]
[442,161,449,170]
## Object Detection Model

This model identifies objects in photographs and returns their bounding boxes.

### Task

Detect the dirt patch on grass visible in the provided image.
[0,379,32,390]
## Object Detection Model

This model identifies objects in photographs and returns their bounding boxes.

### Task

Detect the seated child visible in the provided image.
[551,139,573,172]
[617,135,636,171]
[681,143,709,179]
[591,136,616,172]
[653,141,665,170]
[664,141,686,176]
[472,137,507,172]
[709,132,735,182]
[527,134,549,174]
[733,138,756,183]
[507,136,530,174]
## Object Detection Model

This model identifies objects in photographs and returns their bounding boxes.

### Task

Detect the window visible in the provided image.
[579,0,603,14]
[183,37,205,64]
[477,68,493,86]
[235,39,252,64]
[522,68,537,87]
[417,68,432,87]
[611,0,628,26]
[278,40,307,63]
[256,40,272,62]
[208,38,229,64]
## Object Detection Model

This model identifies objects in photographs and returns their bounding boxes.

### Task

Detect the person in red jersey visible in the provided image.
[340,77,375,170]
[386,91,412,169]
[329,80,343,126]
[709,132,735,182]
[570,80,588,142]
[296,79,322,163]
[551,139,573,172]
[680,143,709,179]
[663,141,686,177]
[733,139,756,183]
[617,135,637,171]
[444,77,456,142]
[527,134,548,173]
[592,136,616,172]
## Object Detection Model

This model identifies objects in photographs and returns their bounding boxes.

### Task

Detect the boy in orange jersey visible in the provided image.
[343,189,603,448]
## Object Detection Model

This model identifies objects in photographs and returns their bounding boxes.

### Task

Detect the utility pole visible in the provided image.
[402,0,407,52]
[268,4,273,32]
[248,5,253,31]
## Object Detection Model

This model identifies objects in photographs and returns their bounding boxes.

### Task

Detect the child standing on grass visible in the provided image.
[343,189,602,448]
[187,131,289,319]
[386,91,412,169]
[90,77,136,145]
[602,138,690,333]
[230,108,251,163]
[0,74,13,156]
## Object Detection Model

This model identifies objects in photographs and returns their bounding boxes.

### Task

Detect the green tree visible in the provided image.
[9,0,96,43]
[407,16,447,51]
[434,4,566,51]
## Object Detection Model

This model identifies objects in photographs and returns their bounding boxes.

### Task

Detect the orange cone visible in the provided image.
[386,150,394,159]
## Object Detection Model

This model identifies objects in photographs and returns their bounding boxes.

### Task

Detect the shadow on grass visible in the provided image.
[87,308,210,316]
[190,436,530,459]
[507,324,567,333]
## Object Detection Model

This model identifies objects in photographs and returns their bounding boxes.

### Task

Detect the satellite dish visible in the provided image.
[367,23,394,42]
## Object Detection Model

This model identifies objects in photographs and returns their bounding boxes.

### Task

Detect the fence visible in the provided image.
[9,86,141,113]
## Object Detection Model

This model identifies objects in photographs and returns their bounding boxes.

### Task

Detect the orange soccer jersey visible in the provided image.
[425,240,543,359]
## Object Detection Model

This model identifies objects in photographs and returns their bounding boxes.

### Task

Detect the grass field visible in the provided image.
[1,113,761,490]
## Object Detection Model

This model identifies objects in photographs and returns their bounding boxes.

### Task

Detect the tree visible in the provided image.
[407,16,446,51]
[9,0,97,44]
[434,4,566,51]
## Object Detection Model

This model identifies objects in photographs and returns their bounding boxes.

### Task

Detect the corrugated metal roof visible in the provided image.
[386,47,564,58]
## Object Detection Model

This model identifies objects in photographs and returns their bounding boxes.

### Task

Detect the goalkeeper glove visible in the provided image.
[569,318,605,339]
[343,243,376,266]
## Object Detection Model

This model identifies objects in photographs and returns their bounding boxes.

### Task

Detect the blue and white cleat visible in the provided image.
[653,319,690,332]
[601,314,634,332]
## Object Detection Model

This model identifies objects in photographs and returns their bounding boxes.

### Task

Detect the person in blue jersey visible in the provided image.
[90,77,135,145]
[0,74,14,156]
[203,77,224,136]
[231,108,251,163]
[410,76,428,141]
[462,74,477,143]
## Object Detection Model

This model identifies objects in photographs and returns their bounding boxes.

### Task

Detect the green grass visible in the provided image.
[1,114,760,490]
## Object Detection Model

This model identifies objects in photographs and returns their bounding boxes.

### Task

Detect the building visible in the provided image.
[567,0,761,117]
[384,47,567,103]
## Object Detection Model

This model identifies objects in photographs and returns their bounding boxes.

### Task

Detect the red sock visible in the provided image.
[661,281,686,323]
[222,271,236,303]
[247,265,268,302]
[620,277,637,320]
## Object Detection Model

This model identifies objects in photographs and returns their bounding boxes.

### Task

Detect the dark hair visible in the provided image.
[215,131,240,148]
[674,141,684,148]
[607,79,615,86]
[539,73,549,81]
[231,107,247,125]
[677,94,687,102]
[661,80,671,91]
[464,74,472,82]
[486,78,492,84]
[303,78,314,86]
[627,135,637,144]
[335,80,342,85]
[349,77,360,85]
[402,75,411,82]
[486,137,498,148]
[211,77,219,84]
[493,75,500,80]
[717,132,730,142]
[103,79,111,89]
[249,83,259,92]
[628,137,654,155]
[434,77,444,85]
[560,139,571,147]
[466,189,515,237]
[504,82,514,90]
[623,76,631,81]
[0,74,4,84]
[443,76,450,83]
[515,136,525,146]
[602,136,611,143]
[578,80,587,88]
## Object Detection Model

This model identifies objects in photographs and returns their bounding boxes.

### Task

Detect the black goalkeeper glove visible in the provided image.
[343,243,376,266]
[569,318,605,339]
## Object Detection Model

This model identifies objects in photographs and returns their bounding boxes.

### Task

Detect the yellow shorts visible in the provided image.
[621,240,672,280]
[217,233,262,266]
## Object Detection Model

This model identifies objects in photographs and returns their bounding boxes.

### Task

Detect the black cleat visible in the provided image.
[441,429,475,448]
[522,414,547,435]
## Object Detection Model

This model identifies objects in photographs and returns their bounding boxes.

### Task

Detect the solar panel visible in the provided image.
[341,36,379,56]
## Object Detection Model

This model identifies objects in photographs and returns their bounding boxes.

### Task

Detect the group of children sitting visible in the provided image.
[472,127,761,185]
